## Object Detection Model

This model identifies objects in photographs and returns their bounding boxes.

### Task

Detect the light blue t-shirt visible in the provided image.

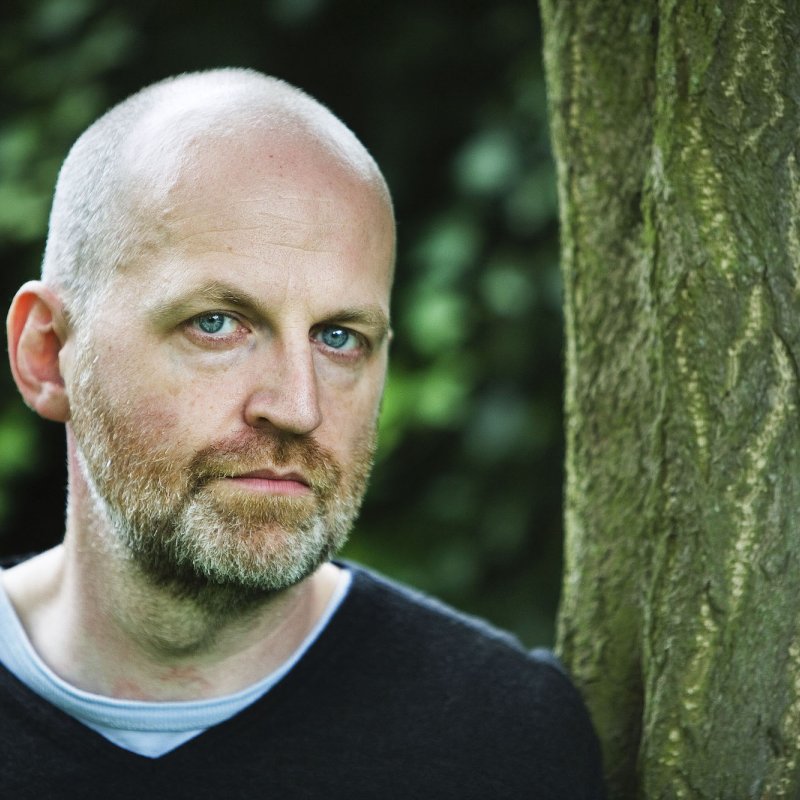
[0,567,351,758]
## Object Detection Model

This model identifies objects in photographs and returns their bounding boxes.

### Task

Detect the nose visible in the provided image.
[243,341,323,434]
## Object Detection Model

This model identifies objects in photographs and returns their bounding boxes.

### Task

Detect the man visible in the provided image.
[0,69,603,797]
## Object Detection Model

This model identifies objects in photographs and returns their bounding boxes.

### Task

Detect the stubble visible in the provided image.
[68,349,376,609]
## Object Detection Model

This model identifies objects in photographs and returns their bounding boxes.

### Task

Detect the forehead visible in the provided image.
[170,137,389,252]
[120,96,391,226]
[105,126,395,318]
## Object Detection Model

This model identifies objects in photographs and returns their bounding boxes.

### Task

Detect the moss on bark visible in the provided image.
[541,1,800,796]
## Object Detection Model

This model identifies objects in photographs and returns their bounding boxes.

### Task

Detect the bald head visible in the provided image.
[42,69,393,317]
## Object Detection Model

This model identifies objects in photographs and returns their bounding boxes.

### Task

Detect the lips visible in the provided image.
[233,469,310,486]
[218,468,313,496]
[187,435,340,498]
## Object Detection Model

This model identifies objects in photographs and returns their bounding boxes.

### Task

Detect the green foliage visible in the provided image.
[0,0,562,645]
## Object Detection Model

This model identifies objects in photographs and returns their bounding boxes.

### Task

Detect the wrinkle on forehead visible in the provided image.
[163,189,381,259]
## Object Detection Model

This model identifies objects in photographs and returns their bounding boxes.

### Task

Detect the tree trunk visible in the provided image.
[540,1,800,797]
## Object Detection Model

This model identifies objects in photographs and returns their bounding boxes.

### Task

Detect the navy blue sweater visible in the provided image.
[0,565,604,798]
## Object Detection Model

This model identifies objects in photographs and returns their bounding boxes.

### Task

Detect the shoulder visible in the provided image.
[330,563,605,797]
[342,563,590,706]
[345,565,540,670]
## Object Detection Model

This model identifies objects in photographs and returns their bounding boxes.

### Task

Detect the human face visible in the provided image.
[64,134,394,598]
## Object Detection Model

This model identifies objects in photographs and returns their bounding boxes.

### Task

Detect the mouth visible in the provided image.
[220,469,312,496]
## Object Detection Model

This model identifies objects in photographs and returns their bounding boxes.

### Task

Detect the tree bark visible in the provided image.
[540,1,800,797]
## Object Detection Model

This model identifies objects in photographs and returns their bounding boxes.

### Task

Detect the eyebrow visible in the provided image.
[148,282,262,323]
[319,307,392,343]
[148,280,391,341]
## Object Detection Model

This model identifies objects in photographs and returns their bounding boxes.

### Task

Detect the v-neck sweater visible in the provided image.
[0,564,605,799]
[0,566,352,756]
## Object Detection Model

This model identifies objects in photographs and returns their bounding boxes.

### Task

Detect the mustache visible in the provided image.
[187,431,342,496]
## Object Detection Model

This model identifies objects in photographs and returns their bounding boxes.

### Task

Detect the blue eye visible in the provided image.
[321,327,350,348]
[193,313,237,335]
[316,325,361,352]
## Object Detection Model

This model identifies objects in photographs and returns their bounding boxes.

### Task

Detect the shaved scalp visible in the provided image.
[42,69,392,319]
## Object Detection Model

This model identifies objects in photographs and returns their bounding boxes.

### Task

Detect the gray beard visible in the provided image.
[69,352,376,614]
[88,468,358,614]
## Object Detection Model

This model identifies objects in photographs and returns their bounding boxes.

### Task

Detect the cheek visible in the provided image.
[316,381,383,462]
[108,396,186,458]
[122,356,238,434]
[131,398,183,436]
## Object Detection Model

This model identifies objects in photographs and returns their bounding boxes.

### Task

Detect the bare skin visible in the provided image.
[2,543,343,700]
[2,84,395,702]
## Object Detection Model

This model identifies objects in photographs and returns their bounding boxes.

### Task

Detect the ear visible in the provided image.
[7,281,71,422]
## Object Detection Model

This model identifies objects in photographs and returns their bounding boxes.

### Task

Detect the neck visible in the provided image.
[1,528,342,702]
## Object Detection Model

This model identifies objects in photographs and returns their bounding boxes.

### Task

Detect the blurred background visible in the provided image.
[0,0,562,645]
